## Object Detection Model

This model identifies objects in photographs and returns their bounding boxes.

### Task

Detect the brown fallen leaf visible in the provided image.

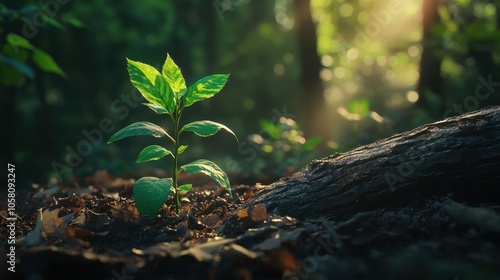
[199,213,221,228]
[41,209,73,238]
[71,213,86,226]
[264,248,297,273]
[71,228,109,241]
[243,189,254,201]
[179,238,236,262]
[237,209,249,220]
[251,204,268,222]
[111,202,140,222]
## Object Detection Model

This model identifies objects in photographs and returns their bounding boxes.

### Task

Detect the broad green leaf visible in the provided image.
[162,54,186,96]
[127,58,175,113]
[178,145,188,154]
[142,103,169,114]
[181,159,232,197]
[183,74,229,107]
[178,184,192,194]
[136,145,173,163]
[108,121,171,143]
[133,177,172,216]
[33,50,67,78]
[180,120,238,142]
[6,33,35,51]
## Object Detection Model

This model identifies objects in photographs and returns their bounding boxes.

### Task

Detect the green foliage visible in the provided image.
[108,54,237,216]
[0,5,68,86]
[133,177,172,216]
[249,117,322,178]
[181,159,232,197]
[184,74,229,107]
[7,0,500,184]
[136,145,173,163]
[108,121,171,143]
[347,98,371,118]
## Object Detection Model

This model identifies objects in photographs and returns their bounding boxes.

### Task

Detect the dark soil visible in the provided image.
[1,170,500,280]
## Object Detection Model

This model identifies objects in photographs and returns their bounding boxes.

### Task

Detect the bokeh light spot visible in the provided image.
[346,48,359,60]
[334,67,346,79]
[407,45,420,57]
[376,56,387,66]
[339,3,353,17]
[321,55,333,67]
[274,64,285,75]
[385,70,395,80]
[320,68,333,81]
[358,11,370,24]
[407,91,419,103]
[283,52,294,63]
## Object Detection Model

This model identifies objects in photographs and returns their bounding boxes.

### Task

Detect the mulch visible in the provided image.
[1,170,500,280]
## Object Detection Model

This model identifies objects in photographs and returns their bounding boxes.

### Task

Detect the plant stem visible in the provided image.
[172,104,182,214]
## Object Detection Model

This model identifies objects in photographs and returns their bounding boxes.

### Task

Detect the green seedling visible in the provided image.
[108,54,237,216]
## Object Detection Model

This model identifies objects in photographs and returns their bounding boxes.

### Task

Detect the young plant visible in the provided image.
[108,54,237,216]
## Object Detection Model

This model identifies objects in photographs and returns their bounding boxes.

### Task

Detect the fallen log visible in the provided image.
[229,106,500,223]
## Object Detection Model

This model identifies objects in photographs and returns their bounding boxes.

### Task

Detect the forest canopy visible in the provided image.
[1,0,499,185]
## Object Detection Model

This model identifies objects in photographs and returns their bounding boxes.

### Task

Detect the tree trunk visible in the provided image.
[417,0,443,114]
[227,106,500,223]
[293,0,329,141]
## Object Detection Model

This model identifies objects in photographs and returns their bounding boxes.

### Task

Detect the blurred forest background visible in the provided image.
[1,0,500,187]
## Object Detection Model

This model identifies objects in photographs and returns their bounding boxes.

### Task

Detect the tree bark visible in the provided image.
[293,0,329,141]
[417,0,443,114]
[229,106,500,222]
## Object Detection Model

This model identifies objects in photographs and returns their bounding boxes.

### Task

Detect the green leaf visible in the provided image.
[178,184,192,194]
[347,98,370,117]
[142,103,169,114]
[260,119,281,140]
[127,58,175,113]
[136,145,173,163]
[32,50,67,78]
[62,15,85,28]
[108,121,171,143]
[180,120,238,142]
[302,136,323,152]
[181,159,232,197]
[133,177,172,216]
[6,33,35,51]
[162,54,186,96]
[183,74,229,107]
[178,145,188,154]
[46,17,66,31]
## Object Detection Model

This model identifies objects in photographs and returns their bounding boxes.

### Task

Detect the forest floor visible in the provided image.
[1,169,500,280]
